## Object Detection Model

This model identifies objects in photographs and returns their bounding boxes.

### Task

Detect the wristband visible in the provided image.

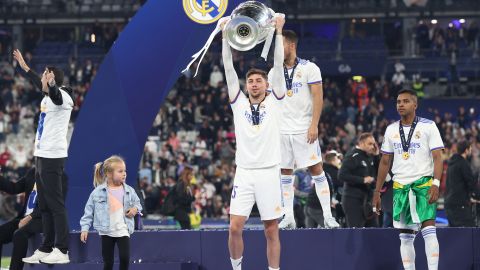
[432,179,440,187]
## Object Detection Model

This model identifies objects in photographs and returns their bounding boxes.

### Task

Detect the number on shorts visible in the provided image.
[231,185,238,199]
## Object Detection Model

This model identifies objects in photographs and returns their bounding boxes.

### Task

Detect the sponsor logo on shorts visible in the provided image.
[310,154,317,160]
[275,206,282,213]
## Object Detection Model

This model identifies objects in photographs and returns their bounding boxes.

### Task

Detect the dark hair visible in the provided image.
[456,141,471,155]
[397,89,417,98]
[46,66,64,85]
[358,132,374,143]
[282,30,298,45]
[325,153,338,163]
[246,68,268,81]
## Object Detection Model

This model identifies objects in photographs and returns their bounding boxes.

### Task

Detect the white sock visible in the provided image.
[268,267,279,270]
[312,172,333,218]
[281,175,294,218]
[230,257,242,270]
[399,233,416,270]
[422,226,439,270]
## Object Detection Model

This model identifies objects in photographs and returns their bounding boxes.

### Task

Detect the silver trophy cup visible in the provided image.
[224,1,275,51]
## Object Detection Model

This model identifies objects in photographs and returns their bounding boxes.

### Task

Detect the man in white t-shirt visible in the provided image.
[268,30,339,229]
[373,89,444,270]
[222,15,285,270]
[13,49,72,265]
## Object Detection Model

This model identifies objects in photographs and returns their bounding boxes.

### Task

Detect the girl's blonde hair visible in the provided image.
[93,155,125,187]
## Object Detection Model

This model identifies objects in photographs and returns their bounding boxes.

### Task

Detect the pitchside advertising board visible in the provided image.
[66,0,240,229]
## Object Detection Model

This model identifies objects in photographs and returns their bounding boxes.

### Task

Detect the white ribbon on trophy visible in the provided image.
[261,13,284,60]
[182,17,230,77]
[182,1,283,77]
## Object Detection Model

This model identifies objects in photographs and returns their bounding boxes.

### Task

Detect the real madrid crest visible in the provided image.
[295,70,302,79]
[183,0,228,24]
[415,131,421,139]
[287,89,293,97]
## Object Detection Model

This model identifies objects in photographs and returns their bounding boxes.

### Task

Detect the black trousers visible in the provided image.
[304,206,324,228]
[342,195,378,228]
[174,209,191,230]
[446,204,475,227]
[101,235,130,270]
[0,217,43,270]
[35,157,69,253]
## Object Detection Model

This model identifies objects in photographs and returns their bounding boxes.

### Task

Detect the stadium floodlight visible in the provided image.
[431,19,437,24]
[459,19,466,24]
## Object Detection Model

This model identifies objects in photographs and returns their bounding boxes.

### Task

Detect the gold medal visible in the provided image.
[287,89,293,97]
[402,152,410,160]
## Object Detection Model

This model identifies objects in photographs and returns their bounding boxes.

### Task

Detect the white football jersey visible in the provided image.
[34,88,74,158]
[230,92,283,169]
[268,58,322,134]
[381,117,444,185]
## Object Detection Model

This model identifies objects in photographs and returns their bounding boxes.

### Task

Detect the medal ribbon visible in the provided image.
[250,96,266,126]
[399,116,418,154]
[283,57,299,91]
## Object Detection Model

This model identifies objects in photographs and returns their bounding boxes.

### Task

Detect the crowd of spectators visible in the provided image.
[0,54,98,222]
[136,43,480,224]
[414,20,479,57]
[0,27,479,227]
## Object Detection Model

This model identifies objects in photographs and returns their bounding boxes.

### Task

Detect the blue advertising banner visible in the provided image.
[66,0,243,229]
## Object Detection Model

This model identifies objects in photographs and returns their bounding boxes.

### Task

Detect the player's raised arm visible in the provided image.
[13,49,42,91]
[271,14,286,99]
[221,20,240,103]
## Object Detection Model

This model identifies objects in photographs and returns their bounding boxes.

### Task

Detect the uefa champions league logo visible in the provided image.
[183,0,228,24]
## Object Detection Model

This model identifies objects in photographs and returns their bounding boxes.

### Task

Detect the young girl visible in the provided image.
[80,155,142,270]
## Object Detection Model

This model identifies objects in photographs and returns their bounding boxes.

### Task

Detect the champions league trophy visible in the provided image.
[224,1,276,51]
[183,1,281,77]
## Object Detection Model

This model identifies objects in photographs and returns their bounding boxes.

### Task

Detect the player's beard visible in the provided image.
[249,89,265,100]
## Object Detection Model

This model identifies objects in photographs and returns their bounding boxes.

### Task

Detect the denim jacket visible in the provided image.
[80,182,142,235]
